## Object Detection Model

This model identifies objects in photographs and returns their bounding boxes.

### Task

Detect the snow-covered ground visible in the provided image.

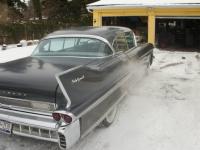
[0,48,200,150]
[0,45,36,63]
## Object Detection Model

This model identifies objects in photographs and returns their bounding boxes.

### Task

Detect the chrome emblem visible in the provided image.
[72,75,85,84]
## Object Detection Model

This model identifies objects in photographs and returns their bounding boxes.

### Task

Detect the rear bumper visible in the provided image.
[0,108,80,149]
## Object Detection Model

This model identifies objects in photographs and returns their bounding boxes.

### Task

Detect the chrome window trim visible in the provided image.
[33,34,116,58]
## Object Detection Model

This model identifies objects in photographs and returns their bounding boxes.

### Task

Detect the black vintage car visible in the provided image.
[0,26,153,149]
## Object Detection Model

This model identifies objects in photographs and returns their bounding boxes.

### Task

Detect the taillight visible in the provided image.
[52,113,61,121]
[61,114,72,124]
[52,112,73,124]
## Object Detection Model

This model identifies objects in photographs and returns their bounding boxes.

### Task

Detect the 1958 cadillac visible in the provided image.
[0,26,153,149]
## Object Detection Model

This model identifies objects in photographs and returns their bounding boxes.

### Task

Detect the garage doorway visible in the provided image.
[156,17,200,52]
[102,16,148,44]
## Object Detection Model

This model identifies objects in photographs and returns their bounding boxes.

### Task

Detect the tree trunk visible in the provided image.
[32,0,42,20]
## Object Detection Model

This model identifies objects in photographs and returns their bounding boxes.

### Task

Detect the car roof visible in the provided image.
[45,26,132,44]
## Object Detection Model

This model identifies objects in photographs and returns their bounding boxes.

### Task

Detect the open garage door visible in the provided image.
[156,17,200,52]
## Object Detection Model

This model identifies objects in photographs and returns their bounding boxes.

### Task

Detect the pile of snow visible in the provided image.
[0,44,17,50]
[0,45,36,63]
[0,40,39,51]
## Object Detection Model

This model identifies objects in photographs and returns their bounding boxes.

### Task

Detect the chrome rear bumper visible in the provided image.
[0,108,58,141]
[0,108,80,149]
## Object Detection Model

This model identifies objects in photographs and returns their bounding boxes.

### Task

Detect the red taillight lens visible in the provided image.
[61,114,72,124]
[52,113,61,121]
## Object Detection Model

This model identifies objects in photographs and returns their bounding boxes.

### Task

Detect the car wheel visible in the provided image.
[102,105,118,127]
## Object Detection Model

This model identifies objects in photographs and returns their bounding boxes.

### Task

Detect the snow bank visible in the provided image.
[0,45,36,63]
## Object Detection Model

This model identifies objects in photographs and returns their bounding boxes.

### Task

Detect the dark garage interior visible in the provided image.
[156,17,200,52]
[102,16,200,52]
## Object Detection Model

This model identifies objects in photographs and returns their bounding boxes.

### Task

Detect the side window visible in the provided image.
[125,32,136,49]
[38,40,50,52]
[79,38,94,45]
[113,33,128,52]
[49,38,65,51]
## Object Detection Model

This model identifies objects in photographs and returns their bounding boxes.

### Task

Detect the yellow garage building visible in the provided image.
[87,0,200,50]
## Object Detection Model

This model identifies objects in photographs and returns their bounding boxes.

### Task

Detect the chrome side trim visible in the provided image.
[55,66,82,109]
[0,108,57,129]
[0,95,56,114]
[81,92,127,138]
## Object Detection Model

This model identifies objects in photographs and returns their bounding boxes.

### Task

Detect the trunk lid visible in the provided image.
[0,56,93,112]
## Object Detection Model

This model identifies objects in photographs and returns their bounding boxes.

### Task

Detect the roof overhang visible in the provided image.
[87,0,200,10]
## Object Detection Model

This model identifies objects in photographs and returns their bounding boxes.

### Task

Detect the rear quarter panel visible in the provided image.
[56,56,127,114]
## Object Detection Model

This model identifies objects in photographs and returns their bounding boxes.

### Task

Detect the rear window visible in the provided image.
[113,33,129,52]
[113,32,136,52]
[32,37,113,57]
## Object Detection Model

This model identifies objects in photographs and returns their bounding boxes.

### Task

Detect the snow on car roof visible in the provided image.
[87,0,200,9]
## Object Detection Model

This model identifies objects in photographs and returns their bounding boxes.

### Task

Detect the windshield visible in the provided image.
[32,37,113,57]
